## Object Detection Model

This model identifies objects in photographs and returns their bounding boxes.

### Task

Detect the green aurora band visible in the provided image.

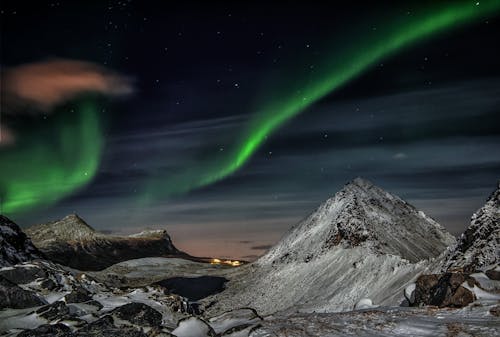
[0,100,103,214]
[143,0,500,199]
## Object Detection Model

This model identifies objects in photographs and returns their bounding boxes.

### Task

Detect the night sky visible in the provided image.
[1,1,500,260]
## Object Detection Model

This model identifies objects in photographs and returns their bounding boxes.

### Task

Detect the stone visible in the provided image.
[485,268,500,281]
[413,272,476,308]
[36,301,70,321]
[490,305,500,317]
[0,275,46,309]
[110,302,163,328]
[17,323,73,337]
[0,265,47,285]
[65,286,92,303]
[74,315,149,337]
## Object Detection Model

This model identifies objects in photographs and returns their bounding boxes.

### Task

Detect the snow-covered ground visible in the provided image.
[251,305,500,337]
[205,247,431,315]
[89,257,230,288]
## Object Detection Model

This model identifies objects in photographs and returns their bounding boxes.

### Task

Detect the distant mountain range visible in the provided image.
[24,214,188,270]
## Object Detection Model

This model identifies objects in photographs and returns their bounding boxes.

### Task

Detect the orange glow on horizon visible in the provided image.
[210,258,242,267]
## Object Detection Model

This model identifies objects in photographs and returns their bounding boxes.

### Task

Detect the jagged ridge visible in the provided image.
[441,181,500,272]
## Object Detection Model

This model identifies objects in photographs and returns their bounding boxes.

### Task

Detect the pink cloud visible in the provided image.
[0,59,134,146]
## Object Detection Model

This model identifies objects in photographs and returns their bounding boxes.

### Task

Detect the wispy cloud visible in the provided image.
[1,58,134,146]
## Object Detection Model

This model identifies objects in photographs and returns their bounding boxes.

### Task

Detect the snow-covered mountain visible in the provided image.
[0,215,43,267]
[205,178,456,315]
[25,214,186,271]
[26,214,98,243]
[440,181,499,272]
[260,177,455,265]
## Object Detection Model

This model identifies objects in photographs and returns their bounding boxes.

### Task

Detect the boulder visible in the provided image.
[0,275,46,309]
[0,265,47,284]
[17,323,73,337]
[64,286,92,303]
[413,272,476,308]
[490,305,500,317]
[485,267,500,281]
[109,302,163,328]
[36,301,71,321]
[74,315,149,337]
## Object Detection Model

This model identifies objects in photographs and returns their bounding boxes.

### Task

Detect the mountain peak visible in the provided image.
[348,177,376,189]
[26,213,97,244]
[259,179,455,265]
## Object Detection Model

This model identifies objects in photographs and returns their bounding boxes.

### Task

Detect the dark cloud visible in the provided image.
[251,245,273,251]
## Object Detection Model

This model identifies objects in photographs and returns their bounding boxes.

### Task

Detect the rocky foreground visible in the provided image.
[1,178,499,336]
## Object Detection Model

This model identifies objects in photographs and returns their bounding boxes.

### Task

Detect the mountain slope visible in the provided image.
[25,214,186,271]
[205,178,455,315]
[440,181,499,272]
[0,215,43,267]
[260,177,455,265]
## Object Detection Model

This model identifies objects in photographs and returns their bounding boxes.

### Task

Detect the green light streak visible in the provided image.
[143,1,499,199]
[0,100,103,214]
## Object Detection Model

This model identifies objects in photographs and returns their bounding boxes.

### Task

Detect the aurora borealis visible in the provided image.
[0,100,103,214]
[1,1,500,258]
[142,0,500,200]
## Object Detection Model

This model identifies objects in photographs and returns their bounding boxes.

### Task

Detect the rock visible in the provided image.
[36,301,70,321]
[40,278,58,290]
[162,293,194,314]
[0,215,43,267]
[490,305,500,317]
[0,265,47,284]
[65,286,92,303]
[109,302,163,328]
[0,275,46,309]
[448,286,475,307]
[413,272,476,308]
[414,274,439,305]
[74,315,149,337]
[485,267,500,281]
[17,323,73,337]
